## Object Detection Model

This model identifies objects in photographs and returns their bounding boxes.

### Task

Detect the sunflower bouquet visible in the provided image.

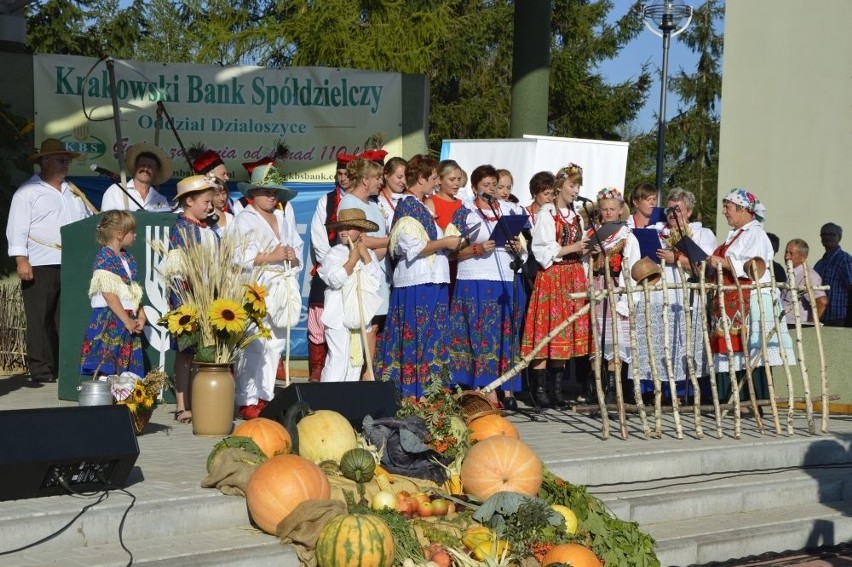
[112,370,168,434]
[153,229,271,364]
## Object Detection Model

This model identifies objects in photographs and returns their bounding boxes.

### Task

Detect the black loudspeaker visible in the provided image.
[0,405,140,501]
[260,381,400,430]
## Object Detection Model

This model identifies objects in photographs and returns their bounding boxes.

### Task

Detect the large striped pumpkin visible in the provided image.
[460,435,543,500]
[246,454,331,534]
[316,514,395,567]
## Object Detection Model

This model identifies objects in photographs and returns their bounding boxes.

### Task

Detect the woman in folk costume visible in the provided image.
[164,175,220,424]
[233,164,302,420]
[79,210,146,377]
[379,154,465,398]
[449,164,528,410]
[339,155,391,368]
[621,188,717,399]
[521,164,591,409]
[319,209,383,382]
[708,189,795,403]
[586,187,641,403]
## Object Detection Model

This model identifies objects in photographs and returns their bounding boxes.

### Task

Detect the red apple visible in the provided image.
[430,498,449,516]
[416,500,434,517]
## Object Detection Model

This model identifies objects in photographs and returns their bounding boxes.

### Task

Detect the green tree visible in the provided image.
[549,1,651,140]
[664,0,724,228]
[26,0,147,59]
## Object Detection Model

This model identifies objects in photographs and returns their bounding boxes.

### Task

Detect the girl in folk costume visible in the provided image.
[233,164,302,420]
[79,210,146,377]
[521,164,591,409]
[379,154,465,398]
[319,209,383,382]
[449,164,528,410]
[426,159,466,298]
[708,189,795,403]
[377,156,408,230]
[164,175,220,424]
[521,172,556,295]
[587,187,641,403]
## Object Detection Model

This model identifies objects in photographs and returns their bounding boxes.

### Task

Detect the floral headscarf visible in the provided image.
[723,188,766,225]
[596,187,624,202]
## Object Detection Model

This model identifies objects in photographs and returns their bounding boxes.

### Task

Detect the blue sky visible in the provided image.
[596,4,703,134]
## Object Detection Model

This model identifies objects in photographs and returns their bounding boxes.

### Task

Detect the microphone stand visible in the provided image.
[92,170,146,210]
[482,195,531,291]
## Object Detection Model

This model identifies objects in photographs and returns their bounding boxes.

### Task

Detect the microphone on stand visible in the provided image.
[480,192,495,203]
[664,204,681,216]
[90,164,121,181]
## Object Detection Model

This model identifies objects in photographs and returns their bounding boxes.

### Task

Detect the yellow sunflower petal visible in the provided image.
[209,298,247,333]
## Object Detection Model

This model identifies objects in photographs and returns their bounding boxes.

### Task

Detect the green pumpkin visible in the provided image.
[316,514,394,567]
[339,448,376,483]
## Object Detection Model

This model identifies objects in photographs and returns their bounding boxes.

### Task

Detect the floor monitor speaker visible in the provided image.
[0,405,140,501]
[259,381,400,430]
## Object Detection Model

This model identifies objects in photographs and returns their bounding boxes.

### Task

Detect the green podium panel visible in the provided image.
[59,211,176,402]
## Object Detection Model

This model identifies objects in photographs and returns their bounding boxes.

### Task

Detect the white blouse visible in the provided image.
[388,195,450,288]
[456,201,528,282]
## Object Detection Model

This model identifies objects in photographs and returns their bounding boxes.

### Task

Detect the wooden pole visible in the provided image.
[677,264,703,438]
[348,239,374,381]
[802,261,826,433]
[623,269,651,438]
[700,264,724,438]
[659,267,683,439]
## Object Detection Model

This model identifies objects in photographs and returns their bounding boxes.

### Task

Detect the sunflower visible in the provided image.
[132,384,147,404]
[209,298,247,333]
[243,283,268,316]
[166,304,198,335]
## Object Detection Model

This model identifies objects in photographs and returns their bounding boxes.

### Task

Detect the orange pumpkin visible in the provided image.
[232,417,292,458]
[460,436,542,500]
[246,454,331,534]
[468,414,520,442]
[542,543,602,567]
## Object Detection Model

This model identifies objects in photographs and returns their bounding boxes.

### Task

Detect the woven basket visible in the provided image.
[455,391,500,424]
[119,405,154,435]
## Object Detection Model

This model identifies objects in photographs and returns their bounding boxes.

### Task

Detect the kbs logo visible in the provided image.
[59,125,107,161]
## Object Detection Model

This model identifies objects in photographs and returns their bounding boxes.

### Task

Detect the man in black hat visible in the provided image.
[6,139,92,383]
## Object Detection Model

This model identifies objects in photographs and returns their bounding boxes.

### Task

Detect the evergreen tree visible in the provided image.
[665,0,724,228]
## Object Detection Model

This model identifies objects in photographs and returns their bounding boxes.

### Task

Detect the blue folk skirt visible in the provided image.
[79,308,143,376]
[378,283,451,398]
[449,278,526,391]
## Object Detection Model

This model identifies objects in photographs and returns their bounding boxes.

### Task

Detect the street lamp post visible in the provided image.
[642,1,693,203]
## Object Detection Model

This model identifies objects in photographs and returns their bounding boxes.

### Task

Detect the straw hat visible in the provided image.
[173,175,218,202]
[631,256,663,285]
[328,208,379,233]
[29,138,80,162]
[236,162,297,203]
[126,143,173,186]
[744,257,767,280]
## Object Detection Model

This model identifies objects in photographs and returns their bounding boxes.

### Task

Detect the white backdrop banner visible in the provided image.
[441,135,629,204]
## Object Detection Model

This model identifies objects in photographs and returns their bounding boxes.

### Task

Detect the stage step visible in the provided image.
[529,421,852,567]
[650,500,852,566]
[5,526,295,566]
[0,487,294,566]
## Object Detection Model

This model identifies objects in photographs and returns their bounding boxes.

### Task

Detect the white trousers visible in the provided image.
[320,326,363,383]
[235,326,287,405]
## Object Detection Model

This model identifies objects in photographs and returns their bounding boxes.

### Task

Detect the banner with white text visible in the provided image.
[33,54,404,182]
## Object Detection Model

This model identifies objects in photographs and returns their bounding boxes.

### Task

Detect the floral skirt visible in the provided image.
[378,283,451,398]
[449,278,526,391]
[521,261,590,360]
[79,308,143,376]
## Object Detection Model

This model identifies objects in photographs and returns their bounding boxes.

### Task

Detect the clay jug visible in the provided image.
[192,362,235,436]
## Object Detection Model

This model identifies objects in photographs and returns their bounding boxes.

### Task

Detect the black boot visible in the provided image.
[604,371,617,405]
[529,369,552,408]
[548,369,570,410]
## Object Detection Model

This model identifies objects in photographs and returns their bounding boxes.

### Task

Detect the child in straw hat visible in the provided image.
[318,208,383,382]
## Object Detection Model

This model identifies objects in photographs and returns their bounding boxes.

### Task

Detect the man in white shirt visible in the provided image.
[782,238,827,324]
[6,139,93,382]
[100,143,173,212]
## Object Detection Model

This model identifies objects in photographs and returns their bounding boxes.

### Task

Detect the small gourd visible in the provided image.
[340,448,377,483]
